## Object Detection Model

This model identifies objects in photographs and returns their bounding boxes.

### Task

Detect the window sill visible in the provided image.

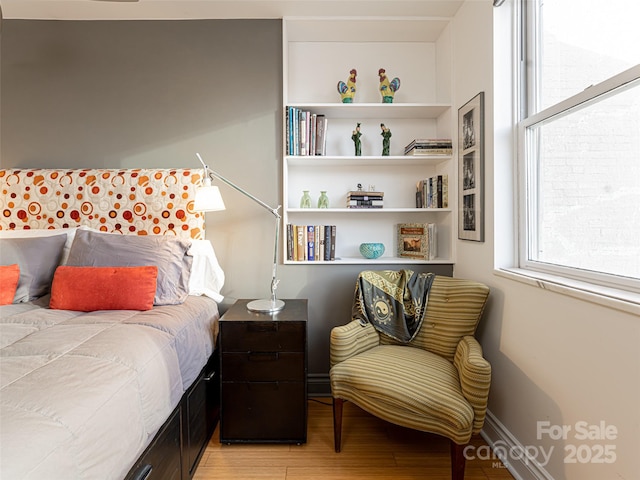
[494,268,640,316]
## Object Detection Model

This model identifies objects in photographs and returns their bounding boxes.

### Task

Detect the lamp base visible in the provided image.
[246,298,285,313]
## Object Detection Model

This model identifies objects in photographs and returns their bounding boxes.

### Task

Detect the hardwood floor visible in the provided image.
[194,398,515,480]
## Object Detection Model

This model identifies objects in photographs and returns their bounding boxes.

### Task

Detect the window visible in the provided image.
[519,0,640,295]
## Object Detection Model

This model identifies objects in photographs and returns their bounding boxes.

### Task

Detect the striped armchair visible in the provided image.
[330,273,491,480]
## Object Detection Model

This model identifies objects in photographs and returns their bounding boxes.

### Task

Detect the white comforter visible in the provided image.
[0,295,218,480]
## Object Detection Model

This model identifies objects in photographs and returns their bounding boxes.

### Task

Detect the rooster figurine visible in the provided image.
[337,68,357,103]
[378,68,400,103]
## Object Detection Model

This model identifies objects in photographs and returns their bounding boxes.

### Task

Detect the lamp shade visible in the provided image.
[194,184,226,212]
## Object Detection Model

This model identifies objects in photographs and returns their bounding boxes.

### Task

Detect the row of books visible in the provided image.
[286,107,329,156]
[404,138,453,156]
[416,175,448,208]
[286,224,336,261]
[397,223,437,260]
[347,190,384,209]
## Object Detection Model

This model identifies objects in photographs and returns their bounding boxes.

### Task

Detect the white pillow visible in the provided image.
[0,228,77,265]
[187,240,225,303]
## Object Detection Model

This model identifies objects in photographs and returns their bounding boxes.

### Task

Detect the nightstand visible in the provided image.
[218,298,308,444]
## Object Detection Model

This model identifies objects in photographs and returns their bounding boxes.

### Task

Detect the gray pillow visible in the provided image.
[0,234,68,302]
[66,229,192,305]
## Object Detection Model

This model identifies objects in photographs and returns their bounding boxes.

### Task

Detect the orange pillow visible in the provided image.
[0,264,20,305]
[50,266,158,312]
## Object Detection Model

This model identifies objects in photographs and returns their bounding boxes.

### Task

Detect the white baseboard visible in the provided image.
[481,410,555,480]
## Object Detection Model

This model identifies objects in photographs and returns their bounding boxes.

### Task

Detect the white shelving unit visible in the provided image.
[282,16,455,265]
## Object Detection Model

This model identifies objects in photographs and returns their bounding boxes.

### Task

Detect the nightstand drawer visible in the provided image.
[220,381,306,442]
[221,321,305,352]
[222,352,304,381]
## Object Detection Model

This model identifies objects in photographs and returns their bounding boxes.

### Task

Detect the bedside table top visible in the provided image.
[221,299,308,322]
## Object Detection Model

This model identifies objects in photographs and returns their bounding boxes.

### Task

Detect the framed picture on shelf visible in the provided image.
[457,92,485,242]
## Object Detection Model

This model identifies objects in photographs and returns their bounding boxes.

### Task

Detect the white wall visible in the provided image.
[452,2,640,479]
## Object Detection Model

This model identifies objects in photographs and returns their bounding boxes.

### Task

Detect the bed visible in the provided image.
[0,168,225,480]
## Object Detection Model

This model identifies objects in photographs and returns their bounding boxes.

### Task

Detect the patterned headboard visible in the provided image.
[0,168,206,239]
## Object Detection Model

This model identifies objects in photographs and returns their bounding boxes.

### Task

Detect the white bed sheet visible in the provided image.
[0,295,219,480]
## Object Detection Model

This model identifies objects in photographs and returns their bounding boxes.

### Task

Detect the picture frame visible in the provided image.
[457,92,485,242]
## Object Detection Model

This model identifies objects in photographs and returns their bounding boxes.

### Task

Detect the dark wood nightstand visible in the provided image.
[218,299,308,444]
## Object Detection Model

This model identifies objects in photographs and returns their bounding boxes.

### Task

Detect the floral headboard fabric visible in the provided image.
[0,168,206,239]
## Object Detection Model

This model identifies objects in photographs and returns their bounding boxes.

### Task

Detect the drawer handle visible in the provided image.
[131,464,153,480]
[249,352,279,362]
[247,323,278,332]
[248,382,279,391]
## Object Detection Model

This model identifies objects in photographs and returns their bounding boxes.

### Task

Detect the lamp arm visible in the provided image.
[196,153,283,311]
[196,152,281,220]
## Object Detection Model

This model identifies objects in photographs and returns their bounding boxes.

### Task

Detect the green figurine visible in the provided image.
[352,123,362,156]
[380,123,392,156]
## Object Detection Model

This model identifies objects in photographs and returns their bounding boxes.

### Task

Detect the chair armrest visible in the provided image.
[330,320,380,367]
[454,336,491,433]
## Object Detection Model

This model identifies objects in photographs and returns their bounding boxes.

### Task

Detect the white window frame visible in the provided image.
[514,0,640,307]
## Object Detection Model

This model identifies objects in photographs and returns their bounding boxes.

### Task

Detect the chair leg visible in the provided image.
[450,441,467,480]
[333,397,344,453]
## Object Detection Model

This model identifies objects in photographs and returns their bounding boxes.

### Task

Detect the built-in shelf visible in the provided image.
[282,16,455,266]
[285,103,451,119]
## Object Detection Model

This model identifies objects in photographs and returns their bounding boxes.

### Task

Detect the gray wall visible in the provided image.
[0,19,451,390]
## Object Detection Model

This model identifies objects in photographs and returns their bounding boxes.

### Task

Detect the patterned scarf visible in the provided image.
[352,270,435,343]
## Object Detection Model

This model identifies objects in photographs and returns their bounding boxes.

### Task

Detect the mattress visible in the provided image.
[0,295,219,480]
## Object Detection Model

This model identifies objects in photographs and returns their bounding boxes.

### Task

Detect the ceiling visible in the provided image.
[0,0,465,20]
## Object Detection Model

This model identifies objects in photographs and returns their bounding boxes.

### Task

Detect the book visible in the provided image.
[314,224,321,260]
[315,115,327,155]
[416,175,448,208]
[347,200,384,208]
[347,190,384,199]
[293,108,300,156]
[397,223,436,260]
[318,225,325,261]
[307,225,315,260]
[323,226,331,261]
[405,147,453,156]
[330,225,336,260]
[309,114,316,158]
[405,138,452,149]
[286,107,291,155]
[441,174,448,208]
[296,225,305,261]
[286,223,294,260]
[299,112,307,156]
